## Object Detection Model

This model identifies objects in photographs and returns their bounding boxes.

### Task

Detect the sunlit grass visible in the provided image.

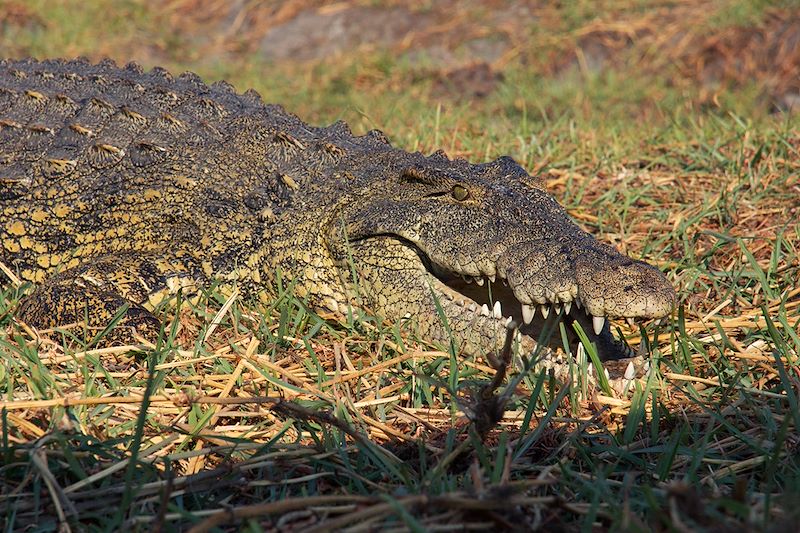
[1,0,799,530]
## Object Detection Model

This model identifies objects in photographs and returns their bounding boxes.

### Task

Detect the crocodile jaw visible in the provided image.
[340,236,674,361]
[432,264,669,361]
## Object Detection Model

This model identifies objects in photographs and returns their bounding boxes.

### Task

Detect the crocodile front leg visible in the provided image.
[17,252,202,345]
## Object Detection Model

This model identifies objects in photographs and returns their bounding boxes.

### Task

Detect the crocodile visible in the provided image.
[0,58,676,361]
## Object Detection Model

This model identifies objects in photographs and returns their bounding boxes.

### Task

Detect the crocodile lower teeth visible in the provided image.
[492,300,502,319]
[481,304,490,316]
[624,361,636,380]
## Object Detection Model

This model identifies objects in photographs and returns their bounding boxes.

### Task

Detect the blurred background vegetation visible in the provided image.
[2,0,798,163]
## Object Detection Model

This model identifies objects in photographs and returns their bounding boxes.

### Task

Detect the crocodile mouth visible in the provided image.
[430,266,637,360]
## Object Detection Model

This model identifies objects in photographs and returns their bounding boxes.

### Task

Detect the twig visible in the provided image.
[30,444,77,530]
[472,322,517,437]
[186,495,376,533]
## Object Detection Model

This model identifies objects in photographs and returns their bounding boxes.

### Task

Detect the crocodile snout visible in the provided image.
[575,246,676,319]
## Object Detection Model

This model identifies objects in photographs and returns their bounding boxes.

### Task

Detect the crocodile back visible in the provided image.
[0,58,373,282]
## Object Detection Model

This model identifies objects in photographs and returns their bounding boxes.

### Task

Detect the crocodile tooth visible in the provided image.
[488,274,496,283]
[493,300,502,319]
[624,361,636,380]
[521,304,535,325]
[505,316,513,327]
[480,304,490,316]
[592,315,605,335]
[626,317,635,327]
[604,368,611,380]
[540,305,549,319]
[553,303,562,314]
[563,301,572,315]
[468,303,477,312]
[476,278,485,286]
[575,298,582,309]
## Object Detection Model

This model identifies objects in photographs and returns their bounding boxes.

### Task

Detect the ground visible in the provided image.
[0,1,799,531]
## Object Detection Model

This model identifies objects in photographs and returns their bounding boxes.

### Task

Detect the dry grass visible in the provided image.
[1,1,800,531]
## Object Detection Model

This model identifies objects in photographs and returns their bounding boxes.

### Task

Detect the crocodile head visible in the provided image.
[326,153,675,361]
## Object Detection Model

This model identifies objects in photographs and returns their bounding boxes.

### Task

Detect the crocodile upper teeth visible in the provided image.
[521,304,535,324]
[456,277,615,342]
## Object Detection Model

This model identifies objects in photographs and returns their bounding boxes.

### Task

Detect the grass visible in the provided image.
[2,0,800,531]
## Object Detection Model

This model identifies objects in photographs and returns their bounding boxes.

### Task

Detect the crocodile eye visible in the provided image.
[452,185,469,201]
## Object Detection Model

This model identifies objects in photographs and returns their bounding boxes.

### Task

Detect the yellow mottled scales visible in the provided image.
[1,58,675,361]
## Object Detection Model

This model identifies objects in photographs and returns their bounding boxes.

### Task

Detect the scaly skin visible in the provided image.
[0,58,676,360]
